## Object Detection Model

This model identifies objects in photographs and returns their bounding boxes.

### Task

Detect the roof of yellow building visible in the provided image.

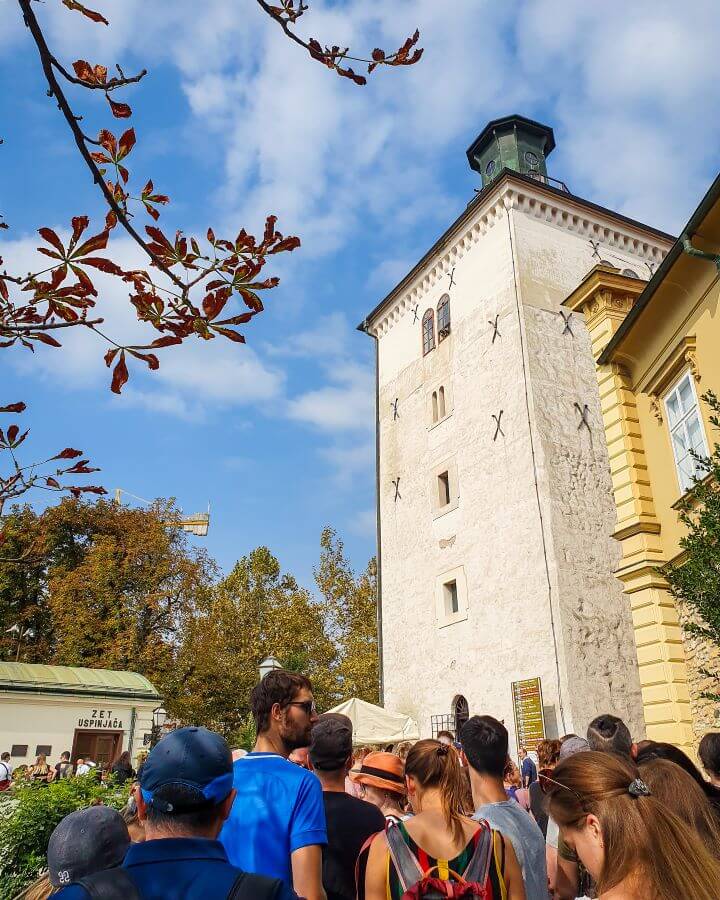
[0,661,160,701]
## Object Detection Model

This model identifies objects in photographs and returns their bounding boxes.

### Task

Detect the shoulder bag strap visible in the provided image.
[462,822,494,888]
[385,820,424,893]
[77,869,141,900]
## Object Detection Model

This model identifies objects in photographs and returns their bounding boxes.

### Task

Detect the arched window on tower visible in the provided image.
[453,695,469,734]
[438,386,446,419]
[422,309,435,355]
[437,294,451,340]
[432,391,439,423]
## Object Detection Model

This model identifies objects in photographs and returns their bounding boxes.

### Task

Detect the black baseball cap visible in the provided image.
[309,713,353,771]
[140,726,234,814]
[47,806,130,887]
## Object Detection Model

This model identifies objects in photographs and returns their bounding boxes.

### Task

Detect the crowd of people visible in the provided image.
[0,749,138,788]
[7,670,720,899]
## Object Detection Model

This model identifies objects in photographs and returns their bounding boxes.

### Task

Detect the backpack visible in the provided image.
[386,819,496,899]
[77,867,287,899]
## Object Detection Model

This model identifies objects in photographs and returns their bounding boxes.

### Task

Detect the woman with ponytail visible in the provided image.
[547,750,720,899]
[363,739,525,899]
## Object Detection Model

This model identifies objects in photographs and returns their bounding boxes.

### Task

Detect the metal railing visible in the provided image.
[521,170,570,193]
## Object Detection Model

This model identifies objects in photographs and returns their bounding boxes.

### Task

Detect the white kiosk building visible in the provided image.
[359,115,674,745]
[0,662,160,768]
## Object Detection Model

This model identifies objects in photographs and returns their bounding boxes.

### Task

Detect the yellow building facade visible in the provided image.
[564,174,720,753]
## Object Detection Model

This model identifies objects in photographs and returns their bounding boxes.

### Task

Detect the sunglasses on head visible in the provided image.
[539,772,586,808]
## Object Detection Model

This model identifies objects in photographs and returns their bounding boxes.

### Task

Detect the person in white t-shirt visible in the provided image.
[0,752,13,790]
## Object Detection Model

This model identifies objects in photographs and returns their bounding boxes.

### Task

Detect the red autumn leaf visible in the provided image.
[0,277,8,302]
[145,226,173,251]
[118,128,136,160]
[81,257,124,275]
[62,0,109,26]
[214,327,246,344]
[111,351,129,394]
[105,210,118,230]
[73,230,109,258]
[149,335,182,349]
[0,402,26,413]
[128,350,159,370]
[270,236,301,254]
[106,95,132,118]
[72,59,94,81]
[31,332,62,348]
[7,425,19,444]
[94,64,108,83]
[52,448,83,460]
[70,216,89,246]
[65,460,101,474]
[38,227,66,257]
[70,486,107,497]
[104,348,119,368]
[45,476,61,489]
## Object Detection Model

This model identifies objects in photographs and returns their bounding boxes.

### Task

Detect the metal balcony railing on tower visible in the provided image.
[522,169,570,193]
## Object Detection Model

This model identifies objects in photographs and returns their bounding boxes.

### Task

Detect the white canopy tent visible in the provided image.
[327,698,420,746]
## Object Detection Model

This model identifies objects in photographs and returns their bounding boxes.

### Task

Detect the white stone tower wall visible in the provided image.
[370,175,672,744]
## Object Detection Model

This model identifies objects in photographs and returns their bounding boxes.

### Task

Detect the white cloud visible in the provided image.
[287,360,373,432]
[348,506,377,538]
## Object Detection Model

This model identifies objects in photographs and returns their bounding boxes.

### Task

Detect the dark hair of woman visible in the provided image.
[405,739,465,842]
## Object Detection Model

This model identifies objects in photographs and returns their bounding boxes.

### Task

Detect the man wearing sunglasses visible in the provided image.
[220,669,327,900]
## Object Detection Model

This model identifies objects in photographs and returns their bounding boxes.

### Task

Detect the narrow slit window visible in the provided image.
[422,309,435,355]
[437,294,451,340]
[438,386,446,419]
[438,471,450,507]
[432,391,439,423]
[444,580,459,615]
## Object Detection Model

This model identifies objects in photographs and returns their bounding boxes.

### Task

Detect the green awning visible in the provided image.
[0,662,160,701]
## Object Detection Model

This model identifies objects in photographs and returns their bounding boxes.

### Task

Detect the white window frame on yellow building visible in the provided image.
[663,371,710,494]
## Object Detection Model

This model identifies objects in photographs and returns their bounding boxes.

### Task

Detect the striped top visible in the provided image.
[386,820,507,900]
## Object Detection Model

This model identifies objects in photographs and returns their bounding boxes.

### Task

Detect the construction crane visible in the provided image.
[113,489,210,537]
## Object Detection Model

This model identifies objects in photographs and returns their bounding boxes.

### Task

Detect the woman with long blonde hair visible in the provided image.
[547,750,720,899]
[363,739,525,899]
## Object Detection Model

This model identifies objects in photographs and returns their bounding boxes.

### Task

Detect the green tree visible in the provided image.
[662,390,720,698]
[315,527,379,704]
[0,498,214,689]
[168,546,339,739]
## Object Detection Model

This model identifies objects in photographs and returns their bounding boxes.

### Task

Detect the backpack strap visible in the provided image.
[77,869,141,900]
[385,820,424,893]
[462,821,494,887]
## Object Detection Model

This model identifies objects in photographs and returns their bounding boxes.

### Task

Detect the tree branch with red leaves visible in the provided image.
[255,0,423,85]
[1,0,421,526]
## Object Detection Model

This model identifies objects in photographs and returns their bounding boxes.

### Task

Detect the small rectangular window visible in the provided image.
[11,745,28,757]
[35,745,52,757]
[438,471,450,507]
[444,580,459,615]
[665,373,709,492]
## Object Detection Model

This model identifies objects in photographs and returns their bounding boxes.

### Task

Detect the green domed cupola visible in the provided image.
[466,114,556,188]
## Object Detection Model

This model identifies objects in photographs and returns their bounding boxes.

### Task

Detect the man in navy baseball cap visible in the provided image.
[55,727,298,900]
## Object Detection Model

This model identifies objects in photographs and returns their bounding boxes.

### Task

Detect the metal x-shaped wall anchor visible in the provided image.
[489,315,501,343]
[392,477,401,502]
[559,310,574,335]
[448,267,456,290]
[589,239,602,261]
[645,260,657,276]
[391,398,399,420]
[411,303,419,323]
[575,402,591,431]
[492,410,504,441]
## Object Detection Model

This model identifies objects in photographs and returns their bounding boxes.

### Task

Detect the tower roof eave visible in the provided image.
[358,168,675,334]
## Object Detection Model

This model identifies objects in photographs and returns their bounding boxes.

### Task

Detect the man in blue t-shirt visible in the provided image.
[519,745,538,787]
[220,670,327,900]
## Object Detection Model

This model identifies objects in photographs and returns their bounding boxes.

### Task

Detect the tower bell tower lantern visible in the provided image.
[466,113,556,188]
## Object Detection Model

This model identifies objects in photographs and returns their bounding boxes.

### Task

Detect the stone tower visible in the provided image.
[359,115,674,745]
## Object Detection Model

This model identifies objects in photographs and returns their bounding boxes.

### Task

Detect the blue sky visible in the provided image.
[1,0,719,589]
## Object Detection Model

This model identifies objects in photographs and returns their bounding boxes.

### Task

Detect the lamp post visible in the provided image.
[6,624,35,661]
[150,705,168,748]
[258,655,282,680]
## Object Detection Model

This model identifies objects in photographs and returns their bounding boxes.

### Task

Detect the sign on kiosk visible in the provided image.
[511,677,546,754]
